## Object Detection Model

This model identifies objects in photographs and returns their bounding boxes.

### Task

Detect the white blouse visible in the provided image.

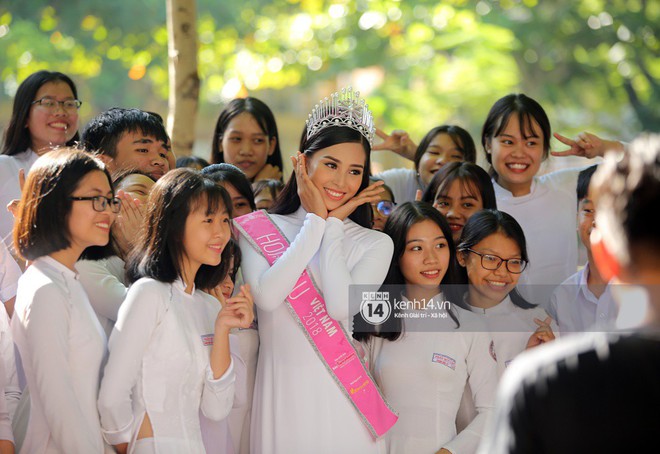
[467,295,558,375]
[238,207,393,454]
[376,167,422,204]
[371,305,498,454]
[77,256,128,338]
[493,169,580,307]
[11,256,110,453]
[0,149,39,248]
[98,278,236,454]
[0,240,21,303]
[0,303,19,443]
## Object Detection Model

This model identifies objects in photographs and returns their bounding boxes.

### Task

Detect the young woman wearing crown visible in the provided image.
[235,88,397,453]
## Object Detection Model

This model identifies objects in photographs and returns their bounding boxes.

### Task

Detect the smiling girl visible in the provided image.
[0,71,81,247]
[481,94,611,305]
[235,88,396,453]
[453,210,557,374]
[354,202,498,454]
[12,149,117,453]
[98,169,253,453]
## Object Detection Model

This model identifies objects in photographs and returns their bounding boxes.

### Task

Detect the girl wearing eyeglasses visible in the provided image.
[0,70,82,248]
[12,148,116,453]
[453,209,557,375]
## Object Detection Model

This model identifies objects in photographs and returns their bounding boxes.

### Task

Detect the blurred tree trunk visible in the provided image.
[166,0,199,157]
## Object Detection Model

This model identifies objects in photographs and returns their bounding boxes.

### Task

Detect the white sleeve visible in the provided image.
[77,260,128,323]
[0,307,19,421]
[375,168,415,204]
[319,219,394,321]
[0,242,21,303]
[0,352,11,443]
[97,280,166,446]
[228,334,247,409]
[200,357,236,421]
[20,285,104,452]
[238,213,326,312]
[547,290,559,322]
[443,332,498,454]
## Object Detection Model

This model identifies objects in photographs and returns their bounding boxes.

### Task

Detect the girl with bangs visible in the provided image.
[98,168,254,454]
[422,161,497,244]
[211,97,284,183]
[480,94,613,305]
[354,202,498,454]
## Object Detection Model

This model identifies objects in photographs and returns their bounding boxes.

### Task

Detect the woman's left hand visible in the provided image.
[526,316,556,349]
[328,180,385,222]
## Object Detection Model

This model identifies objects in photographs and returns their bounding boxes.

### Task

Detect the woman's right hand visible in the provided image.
[373,128,417,161]
[114,443,128,454]
[291,152,327,219]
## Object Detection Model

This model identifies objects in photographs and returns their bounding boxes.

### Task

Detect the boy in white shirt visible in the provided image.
[549,165,617,333]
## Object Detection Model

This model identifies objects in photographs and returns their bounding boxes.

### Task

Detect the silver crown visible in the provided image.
[305,87,375,146]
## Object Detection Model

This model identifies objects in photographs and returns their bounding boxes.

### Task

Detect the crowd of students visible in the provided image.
[0,69,655,454]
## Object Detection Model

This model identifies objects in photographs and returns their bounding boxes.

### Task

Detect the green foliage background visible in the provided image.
[1,0,658,158]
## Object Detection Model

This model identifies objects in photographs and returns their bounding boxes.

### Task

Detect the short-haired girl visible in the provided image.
[12,148,117,453]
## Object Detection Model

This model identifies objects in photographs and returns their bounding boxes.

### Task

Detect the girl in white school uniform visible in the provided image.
[354,202,498,454]
[201,164,259,454]
[0,71,81,248]
[236,87,396,454]
[98,168,254,454]
[12,149,118,453]
[0,241,21,453]
[479,94,613,305]
[452,210,557,375]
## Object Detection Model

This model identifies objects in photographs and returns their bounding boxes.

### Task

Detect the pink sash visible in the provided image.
[234,210,397,438]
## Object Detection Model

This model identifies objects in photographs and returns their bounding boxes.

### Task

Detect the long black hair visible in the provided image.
[353,202,463,342]
[210,97,284,179]
[271,125,373,228]
[2,70,80,156]
[452,209,535,309]
[126,168,232,290]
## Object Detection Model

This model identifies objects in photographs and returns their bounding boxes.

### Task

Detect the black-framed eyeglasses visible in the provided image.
[69,196,121,213]
[371,200,396,216]
[32,98,83,111]
[465,249,527,274]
